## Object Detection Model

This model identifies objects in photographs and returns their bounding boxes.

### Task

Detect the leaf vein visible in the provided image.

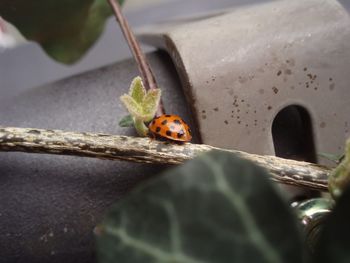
[201,155,283,263]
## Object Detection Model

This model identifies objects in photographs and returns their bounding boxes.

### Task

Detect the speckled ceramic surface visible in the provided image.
[139,0,350,158]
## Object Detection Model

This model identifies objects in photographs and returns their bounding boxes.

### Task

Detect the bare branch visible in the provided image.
[0,126,330,191]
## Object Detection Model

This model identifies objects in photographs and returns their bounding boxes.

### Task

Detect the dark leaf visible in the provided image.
[119,115,134,127]
[0,0,124,64]
[97,150,303,263]
[313,185,350,263]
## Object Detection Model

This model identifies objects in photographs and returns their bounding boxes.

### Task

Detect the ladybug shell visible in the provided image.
[149,114,192,142]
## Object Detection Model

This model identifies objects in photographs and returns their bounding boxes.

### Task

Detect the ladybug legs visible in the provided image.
[148,131,155,139]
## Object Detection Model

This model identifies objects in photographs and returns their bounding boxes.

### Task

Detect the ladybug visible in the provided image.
[148,114,192,142]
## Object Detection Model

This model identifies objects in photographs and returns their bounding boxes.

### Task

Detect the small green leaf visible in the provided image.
[318,152,344,164]
[313,186,350,263]
[120,78,160,122]
[141,89,161,122]
[129,77,146,104]
[120,95,143,118]
[118,115,149,136]
[329,139,350,199]
[97,151,303,263]
[119,115,134,127]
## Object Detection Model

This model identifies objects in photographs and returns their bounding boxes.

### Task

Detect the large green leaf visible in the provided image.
[313,186,350,263]
[97,150,303,263]
[0,0,124,64]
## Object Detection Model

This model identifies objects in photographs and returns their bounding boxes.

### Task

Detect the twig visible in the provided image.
[107,0,165,116]
[0,126,330,191]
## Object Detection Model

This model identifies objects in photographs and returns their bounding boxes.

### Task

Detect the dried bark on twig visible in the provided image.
[0,126,330,191]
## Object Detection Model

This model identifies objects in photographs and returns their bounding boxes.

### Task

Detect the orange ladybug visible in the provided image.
[148,114,192,142]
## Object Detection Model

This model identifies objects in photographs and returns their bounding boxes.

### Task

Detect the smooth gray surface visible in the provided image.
[0,51,197,263]
[0,0,268,102]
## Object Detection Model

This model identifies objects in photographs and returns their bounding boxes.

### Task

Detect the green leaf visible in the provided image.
[97,151,303,263]
[120,78,160,122]
[141,89,161,122]
[0,0,124,64]
[118,114,148,136]
[129,77,146,104]
[313,186,350,263]
[329,139,350,199]
[119,115,134,127]
[120,95,143,118]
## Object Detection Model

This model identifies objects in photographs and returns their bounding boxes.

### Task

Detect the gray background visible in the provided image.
[0,0,273,102]
[1,1,350,262]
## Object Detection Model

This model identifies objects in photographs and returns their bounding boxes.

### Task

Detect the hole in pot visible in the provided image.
[272,105,316,163]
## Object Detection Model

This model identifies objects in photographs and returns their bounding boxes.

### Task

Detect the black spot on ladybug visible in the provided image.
[161,119,168,125]
[156,127,161,133]
[177,130,185,138]
[177,132,184,138]
[174,119,181,125]
[166,130,172,136]
[165,114,171,117]
[152,120,156,125]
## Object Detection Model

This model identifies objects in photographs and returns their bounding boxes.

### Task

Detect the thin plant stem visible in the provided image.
[107,0,165,116]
